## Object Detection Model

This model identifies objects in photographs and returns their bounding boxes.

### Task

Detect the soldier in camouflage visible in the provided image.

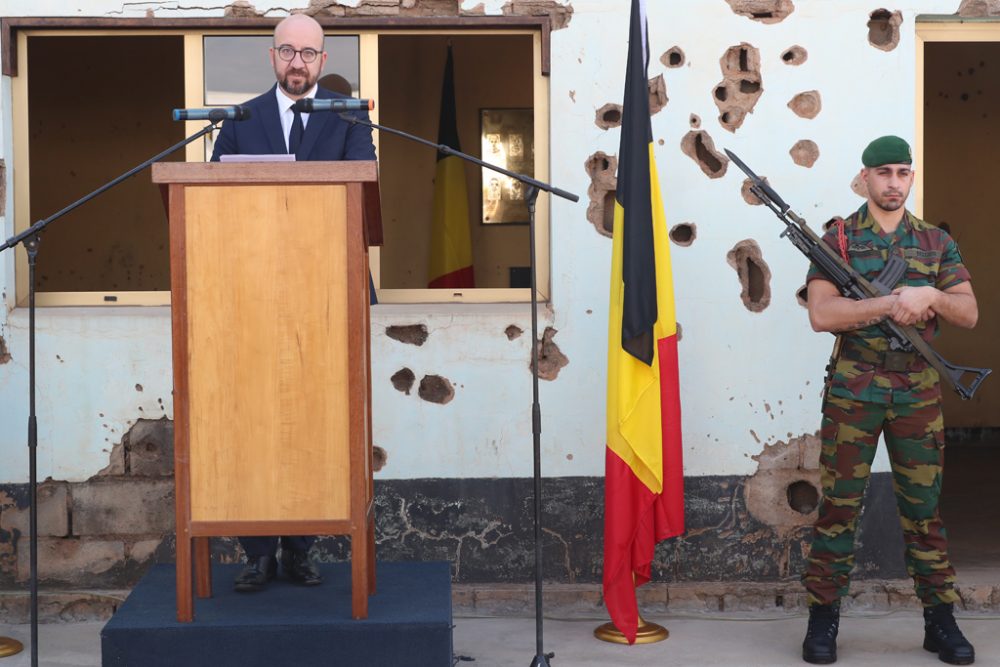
[800,136,979,666]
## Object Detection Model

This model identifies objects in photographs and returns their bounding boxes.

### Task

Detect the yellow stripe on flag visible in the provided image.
[606,143,677,494]
[428,155,473,285]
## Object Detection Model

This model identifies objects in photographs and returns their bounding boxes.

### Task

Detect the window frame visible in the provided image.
[2,17,551,307]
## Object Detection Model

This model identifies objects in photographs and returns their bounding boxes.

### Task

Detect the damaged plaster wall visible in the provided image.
[0,0,980,494]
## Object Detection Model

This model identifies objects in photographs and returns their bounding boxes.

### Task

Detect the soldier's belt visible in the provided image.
[840,342,921,373]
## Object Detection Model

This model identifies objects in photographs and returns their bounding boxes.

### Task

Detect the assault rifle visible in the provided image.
[725,149,991,400]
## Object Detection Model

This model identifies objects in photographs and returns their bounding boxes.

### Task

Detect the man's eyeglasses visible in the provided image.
[275,45,322,64]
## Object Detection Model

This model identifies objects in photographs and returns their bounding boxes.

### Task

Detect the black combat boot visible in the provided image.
[924,603,975,665]
[802,602,840,664]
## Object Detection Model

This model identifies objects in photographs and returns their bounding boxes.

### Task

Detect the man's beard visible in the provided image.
[873,191,906,212]
[280,67,314,96]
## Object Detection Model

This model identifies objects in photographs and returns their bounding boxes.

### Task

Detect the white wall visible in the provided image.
[0,0,968,483]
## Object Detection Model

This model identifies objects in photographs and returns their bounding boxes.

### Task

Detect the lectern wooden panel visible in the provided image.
[152,162,380,623]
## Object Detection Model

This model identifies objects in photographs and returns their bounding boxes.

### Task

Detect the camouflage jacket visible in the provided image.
[806,204,971,404]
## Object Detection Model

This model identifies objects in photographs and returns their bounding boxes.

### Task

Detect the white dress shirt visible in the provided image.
[275,84,317,152]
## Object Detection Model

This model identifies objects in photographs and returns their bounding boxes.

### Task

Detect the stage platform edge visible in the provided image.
[101,561,453,667]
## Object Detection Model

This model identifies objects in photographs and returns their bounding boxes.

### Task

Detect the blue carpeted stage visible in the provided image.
[101,561,453,667]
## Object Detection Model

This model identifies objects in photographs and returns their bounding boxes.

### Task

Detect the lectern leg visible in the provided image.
[176,531,193,622]
[351,528,369,619]
[195,537,212,598]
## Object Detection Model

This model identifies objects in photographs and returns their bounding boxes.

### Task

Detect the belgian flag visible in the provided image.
[603,0,685,644]
[428,46,475,288]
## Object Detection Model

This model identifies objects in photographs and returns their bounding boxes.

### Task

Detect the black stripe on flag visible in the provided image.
[616,0,657,366]
[437,45,461,160]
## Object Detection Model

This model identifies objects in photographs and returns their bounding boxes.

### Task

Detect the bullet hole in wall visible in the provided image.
[386,324,428,346]
[744,433,822,538]
[505,324,523,340]
[532,327,569,381]
[418,375,455,404]
[787,480,819,514]
[648,74,668,115]
[689,113,701,129]
[868,9,903,51]
[661,46,686,68]
[669,223,697,247]
[595,103,623,130]
[372,445,387,472]
[0,336,10,364]
[958,0,1000,17]
[681,130,729,179]
[725,0,796,24]
[585,151,618,238]
[851,172,869,199]
[727,239,772,312]
[780,45,807,65]
[714,43,763,132]
[741,177,767,205]
[391,368,416,395]
[796,284,809,308]
[789,139,819,167]
[787,90,822,119]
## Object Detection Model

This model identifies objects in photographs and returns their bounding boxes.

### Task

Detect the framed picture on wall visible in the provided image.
[480,108,534,224]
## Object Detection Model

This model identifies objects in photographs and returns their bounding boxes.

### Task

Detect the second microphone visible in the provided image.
[293,98,375,113]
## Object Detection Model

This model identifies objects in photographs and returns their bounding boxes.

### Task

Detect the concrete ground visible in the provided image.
[2,610,999,666]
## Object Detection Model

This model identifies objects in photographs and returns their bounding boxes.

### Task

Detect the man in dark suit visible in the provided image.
[211,13,376,593]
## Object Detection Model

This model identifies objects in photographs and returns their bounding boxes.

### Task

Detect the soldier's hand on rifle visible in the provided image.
[890,285,937,326]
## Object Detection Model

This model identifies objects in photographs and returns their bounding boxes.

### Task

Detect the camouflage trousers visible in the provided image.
[802,393,959,607]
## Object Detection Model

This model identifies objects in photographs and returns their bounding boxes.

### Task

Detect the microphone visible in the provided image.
[293,98,374,113]
[172,106,252,122]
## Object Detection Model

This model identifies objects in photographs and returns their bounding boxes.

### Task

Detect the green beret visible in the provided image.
[861,135,912,167]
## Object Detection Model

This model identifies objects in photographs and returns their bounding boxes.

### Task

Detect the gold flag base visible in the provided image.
[593,615,669,645]
[0,637,24,658]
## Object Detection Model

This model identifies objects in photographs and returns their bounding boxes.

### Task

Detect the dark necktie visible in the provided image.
[288,108,304,155]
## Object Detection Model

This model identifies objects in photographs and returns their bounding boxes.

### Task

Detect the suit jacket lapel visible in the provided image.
[297,102,332,160]
[262,85,288,155]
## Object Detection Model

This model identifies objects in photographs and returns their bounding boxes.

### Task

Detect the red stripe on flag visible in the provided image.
[428,265,475,289]
[603,333,683,644]
[657,334,685,537]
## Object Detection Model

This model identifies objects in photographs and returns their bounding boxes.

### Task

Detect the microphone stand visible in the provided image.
[338,112,577,667]
[0,120,221,667]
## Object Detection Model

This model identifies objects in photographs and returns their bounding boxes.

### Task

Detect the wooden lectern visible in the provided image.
[152,161,382,622]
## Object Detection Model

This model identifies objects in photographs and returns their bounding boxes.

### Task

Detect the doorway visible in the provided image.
[921,32,1000,579]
